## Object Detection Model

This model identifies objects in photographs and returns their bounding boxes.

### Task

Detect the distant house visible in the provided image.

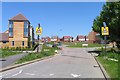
[76,35,89,42]
[88,31,101,43]
[62,36,73,42]
[0,33,9,48]
[41,37,51,42]
[51,36,58,42]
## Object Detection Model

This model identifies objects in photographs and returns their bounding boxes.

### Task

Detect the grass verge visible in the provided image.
[97,52,119,79]
[16,45,59,64]
[0,49,21,58]
[66,42,104,48]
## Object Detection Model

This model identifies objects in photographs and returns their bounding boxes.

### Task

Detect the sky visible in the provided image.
[2,2,105,39]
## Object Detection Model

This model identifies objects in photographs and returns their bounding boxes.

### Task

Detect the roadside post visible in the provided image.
[36,23,42,53]
[102,22,109,56]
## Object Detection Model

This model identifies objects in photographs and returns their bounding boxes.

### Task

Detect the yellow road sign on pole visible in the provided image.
[36,27,42,35]
[101,27,109,35]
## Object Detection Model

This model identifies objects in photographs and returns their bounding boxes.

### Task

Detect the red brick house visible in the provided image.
[88,31,101,43]
[76,35,89,42]
[51,36,58,42]
[41,37,51,42]
[62,36,73,42]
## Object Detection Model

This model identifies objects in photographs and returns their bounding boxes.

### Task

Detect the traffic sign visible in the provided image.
[36,27,42,35]
[101,27,109,35]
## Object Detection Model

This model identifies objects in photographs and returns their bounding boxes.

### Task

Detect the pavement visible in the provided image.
[0,53,28,69]
[1,46,105,78]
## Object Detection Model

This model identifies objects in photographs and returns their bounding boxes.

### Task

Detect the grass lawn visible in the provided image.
[0,49,21,58]
[16,45,59,64]
[64,42,104,48]
[97,52,119,79]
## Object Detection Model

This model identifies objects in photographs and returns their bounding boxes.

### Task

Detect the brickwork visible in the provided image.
[9,21,28,48]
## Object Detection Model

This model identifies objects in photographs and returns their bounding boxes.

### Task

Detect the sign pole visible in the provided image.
[103,22,107,56]
[37,24,41,53]
[104,34,107,54]
[37,34,39,53]
[36,23,42,53]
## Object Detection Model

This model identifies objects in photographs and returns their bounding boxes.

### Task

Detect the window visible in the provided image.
[9,21,13,37]
[24,21,28,28]
[12,41,14,46]
[2,41,7,44]
[24,21,28,37]
[22,41,24,46]
[9,21,13,28]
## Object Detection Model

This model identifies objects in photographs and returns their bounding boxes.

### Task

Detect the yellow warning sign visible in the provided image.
[101,27,109,35]
[36,27,42,35]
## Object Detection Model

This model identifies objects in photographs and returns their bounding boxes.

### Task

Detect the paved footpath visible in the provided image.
[1,47,105,78]
[0,53,28,69]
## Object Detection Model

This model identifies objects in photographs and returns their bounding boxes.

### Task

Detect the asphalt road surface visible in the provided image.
[1,47,105,78]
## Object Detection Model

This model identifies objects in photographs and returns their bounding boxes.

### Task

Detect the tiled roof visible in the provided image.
[51,36,58,39]
[77,35,88,39]
[9,14,28,21]
[77,35,85,39]
[0,33,9,41]
[63,36,72,39]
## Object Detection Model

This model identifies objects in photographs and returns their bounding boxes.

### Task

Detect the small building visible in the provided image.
[76,35,89,42]
[51,36,58,42]
[62,36,73,42]
[41,37,51,42]
[0,33,9,48]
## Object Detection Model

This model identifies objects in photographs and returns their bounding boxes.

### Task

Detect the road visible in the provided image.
[1,47,105,78]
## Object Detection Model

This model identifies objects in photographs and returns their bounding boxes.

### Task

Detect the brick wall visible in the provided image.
[9,21,28,48]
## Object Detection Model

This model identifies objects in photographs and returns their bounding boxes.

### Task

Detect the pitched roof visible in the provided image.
[9,14,28,21]
[51,36,58,39]
[77,35,85,39]
[63,36,72,39]
[0,33,9,41]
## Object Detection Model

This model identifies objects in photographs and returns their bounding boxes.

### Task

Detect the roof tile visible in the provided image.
[9,14,28,21]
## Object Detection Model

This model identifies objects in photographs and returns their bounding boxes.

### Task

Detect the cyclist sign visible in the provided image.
[101,27,109,36]
[36,27,42,35]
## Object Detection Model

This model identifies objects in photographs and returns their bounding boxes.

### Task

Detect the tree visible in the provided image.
[92,2,120,49]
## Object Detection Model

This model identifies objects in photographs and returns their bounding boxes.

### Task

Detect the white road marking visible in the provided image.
[71,73,81,78]
[10,70,23,77]
[49,73,54,76]
[1,72,13,78]
[25,73,35,76]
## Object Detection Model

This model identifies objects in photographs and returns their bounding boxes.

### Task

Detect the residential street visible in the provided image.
[1,47,104,78]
